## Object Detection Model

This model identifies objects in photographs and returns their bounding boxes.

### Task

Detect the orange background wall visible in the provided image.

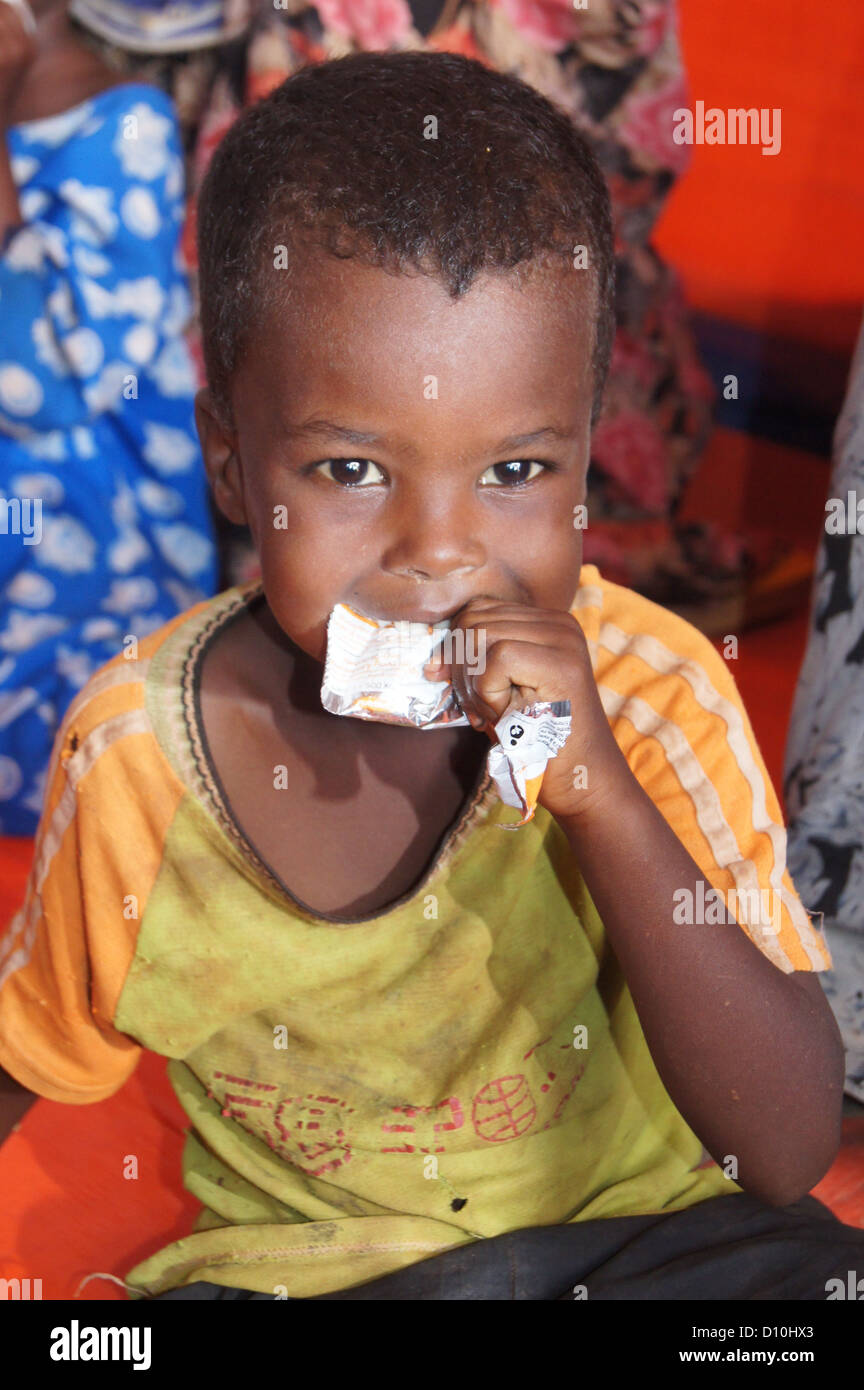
[655,0,864,357]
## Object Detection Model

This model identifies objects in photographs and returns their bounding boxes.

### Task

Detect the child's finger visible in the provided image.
[423,650,492,728]
[470,639,554,716]
[422,654,449,677]
[423,657,487,729]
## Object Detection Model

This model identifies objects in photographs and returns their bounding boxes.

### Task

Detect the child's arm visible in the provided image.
[433,597,845,1209]
[553,764,844,1208]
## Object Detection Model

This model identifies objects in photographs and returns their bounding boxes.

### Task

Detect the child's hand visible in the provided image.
[423,597,630,824]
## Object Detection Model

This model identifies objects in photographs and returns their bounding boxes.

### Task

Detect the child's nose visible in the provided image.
[381,504,487,582]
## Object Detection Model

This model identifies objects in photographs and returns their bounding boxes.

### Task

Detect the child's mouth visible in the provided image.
[359,593,504,626]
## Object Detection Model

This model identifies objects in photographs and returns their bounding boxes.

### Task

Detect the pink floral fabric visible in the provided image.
[485,0,586,54]
[313,0,415,49]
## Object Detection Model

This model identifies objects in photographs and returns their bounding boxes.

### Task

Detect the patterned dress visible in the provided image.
[785,313,864,1103]
[0,82,218,834]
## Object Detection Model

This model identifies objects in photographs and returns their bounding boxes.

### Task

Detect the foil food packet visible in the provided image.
[321,603,571,827]
[320,603,470,729]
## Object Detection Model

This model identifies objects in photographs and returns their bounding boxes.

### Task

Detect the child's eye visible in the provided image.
[314,458,386,487]
[478,460,549,487]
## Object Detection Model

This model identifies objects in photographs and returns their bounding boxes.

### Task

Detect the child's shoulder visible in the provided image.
[46,585,249,793]
[573,563,734,689]
[571,563,751,760]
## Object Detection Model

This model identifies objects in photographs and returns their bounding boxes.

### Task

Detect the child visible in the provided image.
[0,50,861,1302]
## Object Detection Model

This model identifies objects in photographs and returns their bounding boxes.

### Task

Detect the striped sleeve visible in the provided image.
[0,653,183,1102]
[574,570,832,974]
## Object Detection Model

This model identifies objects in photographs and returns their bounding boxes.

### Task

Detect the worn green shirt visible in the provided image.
[0,570,830,1297]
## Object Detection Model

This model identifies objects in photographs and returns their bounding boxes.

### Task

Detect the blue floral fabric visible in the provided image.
[0,83,217,834]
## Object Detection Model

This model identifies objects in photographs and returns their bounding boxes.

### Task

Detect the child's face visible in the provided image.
[199,251,596,665]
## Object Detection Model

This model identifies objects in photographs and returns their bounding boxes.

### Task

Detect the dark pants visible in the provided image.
[148,1194,864,1300]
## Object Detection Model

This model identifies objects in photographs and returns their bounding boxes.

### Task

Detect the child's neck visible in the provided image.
[198,595,490,918]
[253,601,331,719]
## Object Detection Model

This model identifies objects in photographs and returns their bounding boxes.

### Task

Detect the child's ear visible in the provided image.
[195,387,248,527]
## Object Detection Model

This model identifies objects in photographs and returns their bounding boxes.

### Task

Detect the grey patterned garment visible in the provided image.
[785,314,864,1104]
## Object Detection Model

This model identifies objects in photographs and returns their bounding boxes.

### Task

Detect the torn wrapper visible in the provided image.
[487,701,572,828]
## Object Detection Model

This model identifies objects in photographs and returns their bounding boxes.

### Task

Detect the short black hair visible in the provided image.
[197,49,615,427]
